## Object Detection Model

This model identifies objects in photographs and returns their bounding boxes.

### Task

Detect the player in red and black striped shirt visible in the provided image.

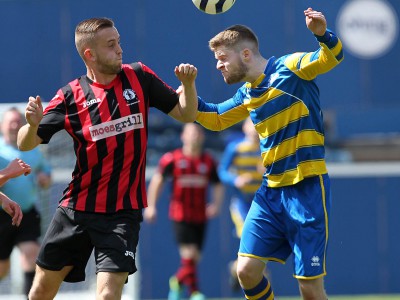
[144,123,224,300]
[17,17,198,300]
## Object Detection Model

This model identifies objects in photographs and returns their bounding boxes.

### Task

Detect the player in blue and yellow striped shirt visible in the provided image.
[196,8,343,300]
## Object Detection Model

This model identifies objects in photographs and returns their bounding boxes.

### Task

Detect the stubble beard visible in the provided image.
[224,60,249,84]
[97,57,122,75]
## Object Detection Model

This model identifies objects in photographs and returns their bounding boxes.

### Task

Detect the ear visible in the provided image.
[83,48,96,62]
[241,48,251,62]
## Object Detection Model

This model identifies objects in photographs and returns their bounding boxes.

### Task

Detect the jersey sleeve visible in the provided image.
[208,155,221,184]
[196,87,249,131]
[284,29,344,80]
[138,63,179,114]
[218,141,239,187]
[157,152,174,178]
[37,92,66,144]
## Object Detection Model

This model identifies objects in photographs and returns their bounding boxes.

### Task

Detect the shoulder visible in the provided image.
[124,62,156,77]
[160,150,178,163]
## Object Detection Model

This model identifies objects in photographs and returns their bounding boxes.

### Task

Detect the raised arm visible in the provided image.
[17,96,44,151]
[168,63,198,123]
[284,8,344,80]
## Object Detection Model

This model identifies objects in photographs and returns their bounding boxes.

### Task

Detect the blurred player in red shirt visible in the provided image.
[144,123,224,300]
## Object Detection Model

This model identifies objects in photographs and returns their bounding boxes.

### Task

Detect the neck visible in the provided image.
[246,57,268,83]
[87,68,117,86]
[182,145,201,157]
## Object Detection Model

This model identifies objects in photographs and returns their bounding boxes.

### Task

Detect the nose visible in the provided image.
[216,61,224,70]
[117,43,123,55]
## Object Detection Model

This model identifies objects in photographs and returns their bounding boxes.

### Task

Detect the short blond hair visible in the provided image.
[75,17,114,59]
[209,24,259,53]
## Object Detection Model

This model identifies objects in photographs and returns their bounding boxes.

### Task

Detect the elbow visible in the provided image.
[177,108,198,123]
[17,144,32,151]
[181,112,197,123]
[17,139,35,151]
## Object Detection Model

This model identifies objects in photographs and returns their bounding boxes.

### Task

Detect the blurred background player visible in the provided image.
[0,158,32,227]
[218,117,264,291]
[144,123,224,300]
[0,107,52,296]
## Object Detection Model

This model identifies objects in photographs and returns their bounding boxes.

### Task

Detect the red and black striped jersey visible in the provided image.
[158,148,220,223]
[37,62,179,213]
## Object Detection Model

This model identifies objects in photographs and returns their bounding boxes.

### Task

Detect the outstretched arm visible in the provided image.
[17,96,44,151]
[0,158,31,186]
[168,63,198,123]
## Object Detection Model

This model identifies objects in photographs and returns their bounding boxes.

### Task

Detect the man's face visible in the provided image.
[91,27,123,75]
[1,110,23,146]
[214,46,248,84]
[181,124,204,149]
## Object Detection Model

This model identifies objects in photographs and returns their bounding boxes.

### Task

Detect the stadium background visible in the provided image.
[0,0,399,299]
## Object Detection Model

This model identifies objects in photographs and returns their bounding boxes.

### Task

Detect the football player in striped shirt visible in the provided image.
[196,8,343,300]
[17,17,198,300]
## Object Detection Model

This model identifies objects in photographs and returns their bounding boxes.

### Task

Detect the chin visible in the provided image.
[225,78,237,85]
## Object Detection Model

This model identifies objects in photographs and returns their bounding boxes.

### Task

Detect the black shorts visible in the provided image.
[0,207,41,260]
[37,206,142,283]
[172,221,206,250]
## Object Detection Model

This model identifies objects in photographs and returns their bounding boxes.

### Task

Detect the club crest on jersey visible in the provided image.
[197,163,208,174]
[123,89,138,105]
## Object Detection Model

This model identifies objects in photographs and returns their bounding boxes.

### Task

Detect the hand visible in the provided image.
[206,203,219,219]
[304,7,327,36]
[1,193,23,226]
[143,206,157,223]
[37,172,52,189]
[174,63,197,86]
[234,173,253,189]
[25,95,44,128]
[5,158,31,178]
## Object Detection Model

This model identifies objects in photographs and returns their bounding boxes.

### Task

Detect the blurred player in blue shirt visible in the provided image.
[218,117,264,290]
[0,107,51,296]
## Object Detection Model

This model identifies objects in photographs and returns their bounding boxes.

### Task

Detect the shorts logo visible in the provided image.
[89,113,144,141]
[125,251,135,260]
[311,256,320,267]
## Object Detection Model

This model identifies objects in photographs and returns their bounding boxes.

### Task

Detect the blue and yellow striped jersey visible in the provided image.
[197,30,343,187]
[218,138,263,201]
